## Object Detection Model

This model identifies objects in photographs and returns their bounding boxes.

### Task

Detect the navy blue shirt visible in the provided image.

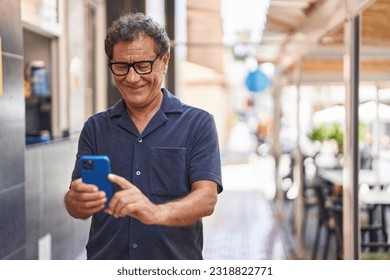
[71,88,223,259]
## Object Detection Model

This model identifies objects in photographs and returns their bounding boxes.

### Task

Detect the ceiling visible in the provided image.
[256,0,390,84]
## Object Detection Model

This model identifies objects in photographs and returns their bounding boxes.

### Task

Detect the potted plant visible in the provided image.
[308,123,344,156]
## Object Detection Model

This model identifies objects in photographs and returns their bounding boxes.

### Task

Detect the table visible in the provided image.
[319,168,390,244]
[359,188,390,244]
[319,169,390,190]
[360,188,390,205]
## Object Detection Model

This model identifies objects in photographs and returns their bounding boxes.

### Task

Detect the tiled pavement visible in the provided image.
[203,155,335,260]
[203,156,298,260]
[203,190,293,259]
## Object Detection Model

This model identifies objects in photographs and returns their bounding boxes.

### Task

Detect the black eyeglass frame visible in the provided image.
[108,53,162,76]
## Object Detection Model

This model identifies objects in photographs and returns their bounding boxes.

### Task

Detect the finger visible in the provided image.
[108,174,133,190]
[112,201,134,218]
[80,196,107,210]
[71,178,99,193]
[81,203,106,216]
[106,190,123,216]
[67,191,106,216]
[114,195,135,218]
[76,190,106,202]
[107,190,134,217]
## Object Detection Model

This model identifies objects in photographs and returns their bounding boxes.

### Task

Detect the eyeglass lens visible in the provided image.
[109,53,161,76]
[110,61,152,75]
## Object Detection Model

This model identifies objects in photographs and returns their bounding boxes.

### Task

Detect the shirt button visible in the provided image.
[132,243,138,248]
[137,138,143,143]
[136,171,141,176]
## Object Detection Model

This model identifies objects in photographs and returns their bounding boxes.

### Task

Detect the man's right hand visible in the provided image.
[64,178,107,219]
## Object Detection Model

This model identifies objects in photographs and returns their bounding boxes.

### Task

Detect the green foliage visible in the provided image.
[308,123,344,155]
[359,121,368,142]
[308,121,368,156]
[361,252,390,260]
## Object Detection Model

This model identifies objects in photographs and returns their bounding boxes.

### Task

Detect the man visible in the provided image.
[64,12,223,260]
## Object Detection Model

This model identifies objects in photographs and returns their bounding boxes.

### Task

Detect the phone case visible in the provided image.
[80,155,112,208]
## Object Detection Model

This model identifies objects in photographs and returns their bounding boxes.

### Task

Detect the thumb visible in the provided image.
[108,174,132,190]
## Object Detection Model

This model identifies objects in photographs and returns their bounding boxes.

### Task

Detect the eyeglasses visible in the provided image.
[108,53,161,76]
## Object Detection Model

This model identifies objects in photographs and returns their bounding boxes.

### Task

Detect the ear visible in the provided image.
[161,52,170,72]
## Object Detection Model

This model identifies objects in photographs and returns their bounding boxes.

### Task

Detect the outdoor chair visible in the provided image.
[311,178,339,259]
[328,201,390,260]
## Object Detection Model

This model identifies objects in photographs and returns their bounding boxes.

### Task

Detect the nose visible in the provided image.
[124,67,140,82]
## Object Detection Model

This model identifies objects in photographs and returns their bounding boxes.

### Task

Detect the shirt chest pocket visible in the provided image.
[150,147,189,197]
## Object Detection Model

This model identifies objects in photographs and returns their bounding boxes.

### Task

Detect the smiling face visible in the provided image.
[111,36,170,112]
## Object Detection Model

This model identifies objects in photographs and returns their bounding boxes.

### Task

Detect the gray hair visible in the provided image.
[105,12,170,60]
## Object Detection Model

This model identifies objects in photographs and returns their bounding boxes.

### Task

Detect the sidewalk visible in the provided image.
[203,153,340,260]
[203,156,297,259]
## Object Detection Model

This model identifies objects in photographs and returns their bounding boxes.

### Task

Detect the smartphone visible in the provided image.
[80,155,112,208]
